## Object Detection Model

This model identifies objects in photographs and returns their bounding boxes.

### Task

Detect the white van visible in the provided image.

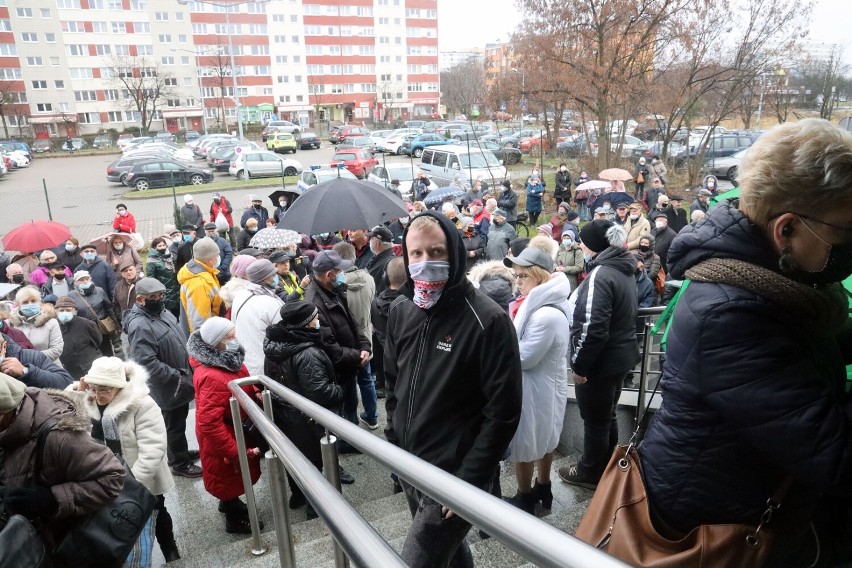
[419,144,508,187]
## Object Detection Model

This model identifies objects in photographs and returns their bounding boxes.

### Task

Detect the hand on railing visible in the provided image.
[441,506,456,520]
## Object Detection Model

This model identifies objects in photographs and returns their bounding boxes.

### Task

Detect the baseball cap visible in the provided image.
[367,225,393,243]
[313,250,352,273]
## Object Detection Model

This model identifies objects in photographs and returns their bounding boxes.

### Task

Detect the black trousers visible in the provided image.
[154,495,177,550]
[575,372,625,481]
[161,403,191,468]
[372,333,385,391]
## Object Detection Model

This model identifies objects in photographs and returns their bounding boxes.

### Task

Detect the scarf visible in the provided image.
[685,258,848,334]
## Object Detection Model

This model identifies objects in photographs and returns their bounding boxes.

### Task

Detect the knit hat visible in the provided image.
[199,316,233,347]
[193,237,220,261]
[460,216,474,228]
[230,255,258,279]
[493,208,507,217]
[537,223,553,235]
[184,194,194,203]
[566,210,579,222]
[85,357,129,389]
[73,270,91,282]
[562,227,576,240]
[279,300,318,329]
[0,372,26,413]
[55,296,76,310]
[558,202,570,211]
[501,180,511,189]
[135,277,166,295]
[579,219,626,253]
[119,261,135,272]
[246,259,276,283]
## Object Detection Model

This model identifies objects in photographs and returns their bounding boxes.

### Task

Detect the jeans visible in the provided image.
[161,403,191,468]
[574,372,625,481]
[357,363,378,421]
[577,200,589,221]
[400,480,475,568]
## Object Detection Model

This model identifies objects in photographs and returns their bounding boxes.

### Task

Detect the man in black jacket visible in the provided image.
[385,212,522,567]
[558,219,640,489]
[304,250,371,426]
[650,211,678,271]
[665,194,689,233]
[55,295,102,380]
[364,226,396,398]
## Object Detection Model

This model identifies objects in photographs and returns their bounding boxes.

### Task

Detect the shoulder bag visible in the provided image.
[0,515,45,568]
[35,420,156,568]
[575,288,791,567]
[79,294,118,335]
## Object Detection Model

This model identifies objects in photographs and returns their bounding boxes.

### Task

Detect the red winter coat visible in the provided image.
[209,197,234,229]
[189,335,261,501]
[112,212,137,233]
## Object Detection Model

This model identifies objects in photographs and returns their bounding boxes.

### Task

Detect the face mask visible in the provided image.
[560,167,566,172]
[464,226,475,235]
[313,319,320,330]
[213,197,220,203]
[171,237,181,245]
[186,200,194,206]
[562,239,573,247]
[655,220,667,230]
[57,312,74,324]
[248,227,258,233]
[639,245,651,252]
[20,304,41,317]
[118,210,127,216]
[156,247,168,255]
[224,339,241,352]
[54,273,66,281]
[113,243,124,251]
[408,260,450,310]
[65,244,76,252]
[270,275,280,288]
[629,214,639,221]
[602,204,611,211]
[142,298,163,313]
[558,210,567,217]
[253,203,262,209]
[532,170,539,177]
[789,218,852,286]
[78,282,93,291]
[212,256,221,269]
[11,274,23,284]
[279,200,287,207]
[206,232,217,239]
[583,254,592,264]
[334,271,346,287]
[400,216,409,224]
[183,234,193,242]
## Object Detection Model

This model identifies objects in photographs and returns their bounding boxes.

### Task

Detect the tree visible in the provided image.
[107,56,178,134]
[0,80,28,139]
[198,45,232,131]
[440,59,486,117]
[377,80,406,122]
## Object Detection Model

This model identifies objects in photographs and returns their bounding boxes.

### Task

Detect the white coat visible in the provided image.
[68,362,174,496]
[231,282,283,376]
[508,272,571,463]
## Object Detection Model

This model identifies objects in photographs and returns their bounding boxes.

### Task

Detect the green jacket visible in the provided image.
[145,250,180,311]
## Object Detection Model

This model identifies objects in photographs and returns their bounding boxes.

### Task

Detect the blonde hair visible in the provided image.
[15,285,41,304]
[515,265,551,287]
[409,215,441,232]
[739,119,852,226]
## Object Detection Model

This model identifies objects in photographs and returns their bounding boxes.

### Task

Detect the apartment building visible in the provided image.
[0,0,438,139]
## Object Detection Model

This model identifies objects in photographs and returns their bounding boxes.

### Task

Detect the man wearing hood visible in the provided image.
[558,219,640,490]
[384,212,522,567]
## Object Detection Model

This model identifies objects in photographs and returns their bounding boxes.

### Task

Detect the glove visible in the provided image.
[4,486,58,518]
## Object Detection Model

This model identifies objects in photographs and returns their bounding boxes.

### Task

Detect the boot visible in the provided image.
[531,480,553,510]
[160,541,181,563]
[503,491,535,515]
[218,498,248,515]
[225,515,264,535]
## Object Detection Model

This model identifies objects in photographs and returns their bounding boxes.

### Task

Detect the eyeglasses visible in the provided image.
[513,273,531,281]
[797,214,852,241]
[87,386,115,394]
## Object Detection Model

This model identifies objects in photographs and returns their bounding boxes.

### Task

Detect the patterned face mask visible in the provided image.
[408,260,450,310]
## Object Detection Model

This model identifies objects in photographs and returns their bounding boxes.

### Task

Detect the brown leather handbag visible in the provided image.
[575,443,789,567]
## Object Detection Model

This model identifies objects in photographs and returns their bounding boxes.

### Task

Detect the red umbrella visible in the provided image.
[2,220,71,254]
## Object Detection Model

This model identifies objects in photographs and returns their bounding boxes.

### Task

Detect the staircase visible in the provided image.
[155,407,594,568]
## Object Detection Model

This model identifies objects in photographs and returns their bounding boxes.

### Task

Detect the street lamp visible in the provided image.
[171,46,223,135]
[511,68,526,117]
[177,0,270,140]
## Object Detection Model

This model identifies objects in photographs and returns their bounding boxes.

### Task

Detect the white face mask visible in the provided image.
[655,220,667,230]
[408,260,450,310]
[629,214,639,221]
[313,320,320,330]
[532,170,539,177]
[224,339,240,352]
[400,216,410,224]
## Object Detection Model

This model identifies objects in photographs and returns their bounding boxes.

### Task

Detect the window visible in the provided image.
[304,25,320,35]
[32,80,48,89]
[45,33,56,43]
[361,83,376,93]
[133,21,149,33]
[183,77,192,86]
[305,45,321,55]
[192,23,207,34]
[180,56,190,65]
[359,45,374,55]
[0,44,17,56]
[276,55,288,64]
[130,0,146,9]
[248,24,267,34]
[164,77,177,86]
[272,14,285,22]
[357,6,373,16]
[78,112,100,124]
[36,103,53,112]
[378,17,388,25]
[253,65,270,75]
[158,34,171,43]
[114,45,130,55]
[290,15,297,22]
[161,56,175,65]
[16,8,32,17]
[176,12,184,20]
[75,90,97,101]
[107,111,122,122]
[66,45,86,56]
[125,110,141,121]
[69,67,93,78]
[250,45,269,55]
[178,34,188,44]
[58,103,69,112]
[40,8,51,17]
[277,75,288,83]
[137,45,153,55]
[0,20,10,31]
[61,21,85,33]
[104,89,118,101]
[108,0,122,7]
[50,57,60,66]
[26,57,43,66]
[92,21,107,33]
[155,11,168,21]
[21,32,38,42]
[112,21,126,33]
[0,68,21,80]
[166,98,180,107]
[56,0,81,8]
[95,45,111,55]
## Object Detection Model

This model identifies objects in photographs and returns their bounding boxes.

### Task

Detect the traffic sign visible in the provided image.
[500,103,506,111]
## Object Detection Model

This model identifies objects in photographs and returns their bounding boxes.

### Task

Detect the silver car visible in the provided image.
[703,148,747,180]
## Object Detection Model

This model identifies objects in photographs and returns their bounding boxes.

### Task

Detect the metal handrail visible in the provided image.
[228,380,405,567]
[242,376,628,568]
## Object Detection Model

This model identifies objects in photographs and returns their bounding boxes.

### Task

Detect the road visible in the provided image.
[0,145,423,251]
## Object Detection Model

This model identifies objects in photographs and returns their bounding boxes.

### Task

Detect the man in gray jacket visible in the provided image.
[124,277,200,478]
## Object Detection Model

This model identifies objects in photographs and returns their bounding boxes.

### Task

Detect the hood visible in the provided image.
[177,258,219,285]
[264,322,321,361]
[514,272,571,337]
[702,174,719,189]
[72,360,151,420]
[476,275,514,311]
[0,388,90,449]
[343,266,370,291]
[667,200,776,280]
[187,330,245,372]
[10,303,56,327]
[373,288,401,317]
[588,246,637,277]
[400,211,468,306]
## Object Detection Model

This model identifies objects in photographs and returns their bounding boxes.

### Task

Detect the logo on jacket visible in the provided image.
[436,335,452,353]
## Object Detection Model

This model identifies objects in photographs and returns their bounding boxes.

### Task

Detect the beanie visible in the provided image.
[579,219,628,253]
[566,210,579,222]
[0,372,26,413]
[279,301,318,329]
[199,316,233,347]
[246,259,276,283]
[55,296,77,310]
[193,237,220,261]
[184,194,194,203]
[230,255,258,280]
[84,357,129,389]
[537,223,553,235]
[73,270,91,282]
[562,227,576,240]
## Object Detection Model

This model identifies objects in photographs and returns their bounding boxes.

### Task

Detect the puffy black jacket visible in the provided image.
[263,324,342,409]
[385,212,522,487]
[640,201,852,549]
[496,188,518,222]
[365,248,395,294]
[304,280,370,378]
[569,246,640,377]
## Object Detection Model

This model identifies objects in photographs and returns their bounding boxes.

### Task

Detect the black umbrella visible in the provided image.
[268,189,302,207]
[277,178,408,235]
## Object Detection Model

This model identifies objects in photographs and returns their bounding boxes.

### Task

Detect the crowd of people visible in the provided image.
[0,118,851,567]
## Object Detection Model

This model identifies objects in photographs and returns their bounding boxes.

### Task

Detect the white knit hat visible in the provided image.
[73,270,91,282]
[0,372,26,413]
[184,194,194,203]
[85,357,129,389]
[200,316,233,347]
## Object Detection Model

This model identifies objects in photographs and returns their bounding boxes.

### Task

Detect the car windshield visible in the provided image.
[387,166,416,181]
[460,152,501,168]
[333,153,356,161]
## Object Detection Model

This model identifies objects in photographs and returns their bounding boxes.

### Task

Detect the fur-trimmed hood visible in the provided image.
[66,361,151,422]
[10,303,57,328]
[187,330,245,372]
[467,260,514,287]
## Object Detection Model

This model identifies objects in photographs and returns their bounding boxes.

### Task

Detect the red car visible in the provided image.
[330,149,378,179]
[329,125,371,144]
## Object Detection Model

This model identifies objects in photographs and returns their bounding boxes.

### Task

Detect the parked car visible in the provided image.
[0,140,32,160]
[266,132,298,154]
[557,133,598,158]
[32,139,52,153]
[402,133,454,158]
[107,154,196,183]
[674,133,756,167]
[382,133,417,155]
[419,144,507,187]
[261,120,301,142]
[338,136,376,153]
[367,164,417,197]
[377,129,422,153]
[329,125,371,144]
[92,135,113,148]
[296,166,358,193]
[298,131,321,150]
[206,143,263,170]
[154,131,176,143]
[703,148,748,180]
[229,151,303,180]
[185,130,201,141]
[631,140,683,160]
[498,128,540,149]
[117,133,135,148]
[472,140,522,165]
[121,137,153,152]
[330,149,378,179]
[592,134,646,158]
[123,160,214,191]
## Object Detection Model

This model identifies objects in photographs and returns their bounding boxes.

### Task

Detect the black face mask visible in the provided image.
[54,273,66,280]
[142,299,164,314]
[789,242,852,287]
[638,245,650,253]
[253,204,262,210]
[11,274,24,284]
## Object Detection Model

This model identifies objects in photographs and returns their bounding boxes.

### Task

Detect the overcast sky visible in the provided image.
[437,0,852,63]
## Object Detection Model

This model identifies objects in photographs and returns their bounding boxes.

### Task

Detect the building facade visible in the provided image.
[0,0,438,139]
[438,48,482,71]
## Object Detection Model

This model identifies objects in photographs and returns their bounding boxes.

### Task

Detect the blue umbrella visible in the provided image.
[423,186,465,206]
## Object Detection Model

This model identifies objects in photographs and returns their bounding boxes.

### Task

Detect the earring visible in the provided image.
[778,244,796,273]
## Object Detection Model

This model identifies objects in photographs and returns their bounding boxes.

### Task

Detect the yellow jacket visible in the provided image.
[177,259,222,333]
